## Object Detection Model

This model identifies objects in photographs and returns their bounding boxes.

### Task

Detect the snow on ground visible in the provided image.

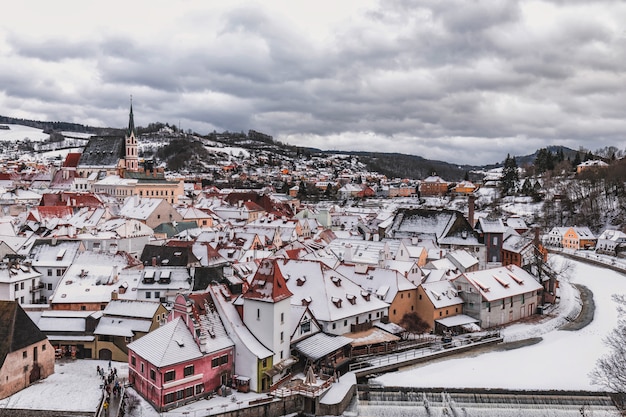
[0,359,126,413]
[374,255,626,391]
[204,145,250,159]
[0,124,49,142]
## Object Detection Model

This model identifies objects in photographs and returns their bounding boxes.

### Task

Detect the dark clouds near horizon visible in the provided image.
[1,0,625,165]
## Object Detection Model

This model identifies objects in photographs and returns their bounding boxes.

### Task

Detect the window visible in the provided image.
[176,390,184,400]
[47,269,53,276]
[487,302,491,312]
[56,269,62,276]
[262,358,268,367]
[332,323,336,330]
[20,282,24,290]
[300,320,310,333]
[184,365,194,377]
[419,294,422,300]
[42,344,46,351]
[195,384,204,395]
[154,291,160,299]
[47,283,52,290]
[23,351,27,359]
[257,309,260,320]
[343,320,347,326]
[439,311,442,317]
[131,356,136,366]
[164,393,175,404]
[150,369,156,381]
[14,283,18,292]
[140,363,144,373]
[280,312,284,324]
[146,292,151,299]
[185,387,194,398]
[280,332,284,343]
[164,370,175,382]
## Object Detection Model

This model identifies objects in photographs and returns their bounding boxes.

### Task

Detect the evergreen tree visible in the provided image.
[573,152,582,168]
[500,154,519,197]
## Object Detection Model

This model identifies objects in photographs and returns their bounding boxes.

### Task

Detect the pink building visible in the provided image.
[127,293,234,411]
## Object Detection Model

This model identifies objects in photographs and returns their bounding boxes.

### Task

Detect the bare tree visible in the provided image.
[399,312,430,340]
[590,295,626,394]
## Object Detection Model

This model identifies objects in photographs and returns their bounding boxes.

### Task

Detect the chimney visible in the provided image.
[468,194,475,228]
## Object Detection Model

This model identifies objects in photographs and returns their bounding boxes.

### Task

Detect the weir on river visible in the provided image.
[352,386,622,417]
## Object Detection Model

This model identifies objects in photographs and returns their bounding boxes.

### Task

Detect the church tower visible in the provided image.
[125,97,139,172]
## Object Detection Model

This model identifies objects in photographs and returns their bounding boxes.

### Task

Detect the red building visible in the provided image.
[127,293,234,411]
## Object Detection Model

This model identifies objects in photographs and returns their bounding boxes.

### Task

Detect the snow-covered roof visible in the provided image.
[102,299,162,319]
[502,234,533,253]
[434,314,479,327]
[208,284,273,360]
[335,264,416,304]
[345,327,400,347]
[128,317,202,367]
[477,218,506,234]
[455,265,543,302]
[294,332,352,361]
[598,229,626,242]
[446,249,479,269]
[277,259,390,322]
[118,197,163,220]
[95,317,152,337]
[421,280,464,309]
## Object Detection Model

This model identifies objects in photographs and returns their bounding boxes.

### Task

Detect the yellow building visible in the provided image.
[416,280,464,331]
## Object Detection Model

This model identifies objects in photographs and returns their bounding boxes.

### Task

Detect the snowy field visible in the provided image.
[0,124,49,142]
[374,255,626,391]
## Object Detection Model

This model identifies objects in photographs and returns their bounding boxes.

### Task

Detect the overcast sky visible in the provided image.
[1,1,625,165]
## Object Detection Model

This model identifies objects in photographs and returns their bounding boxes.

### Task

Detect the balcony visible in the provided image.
[30,283,45,293]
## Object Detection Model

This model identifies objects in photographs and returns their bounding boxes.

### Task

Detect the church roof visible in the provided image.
[128,101,137,137]
[78,136,125,168]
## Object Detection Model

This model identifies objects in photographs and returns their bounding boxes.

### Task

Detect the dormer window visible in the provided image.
[331,297,342,308]
[331,276,341,287]
[346,294,356,305]
[296,276,306,286]
[301,296,312,306]
[361,290,371,301]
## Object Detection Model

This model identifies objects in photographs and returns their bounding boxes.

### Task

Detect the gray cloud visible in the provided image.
[0,0,625,165]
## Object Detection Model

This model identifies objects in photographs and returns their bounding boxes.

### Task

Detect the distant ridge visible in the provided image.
[0,114,582,181]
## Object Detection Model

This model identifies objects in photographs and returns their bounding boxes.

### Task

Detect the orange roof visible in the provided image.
[243,258,293,302]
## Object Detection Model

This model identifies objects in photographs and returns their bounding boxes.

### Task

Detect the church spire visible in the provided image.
[128,95,136,137]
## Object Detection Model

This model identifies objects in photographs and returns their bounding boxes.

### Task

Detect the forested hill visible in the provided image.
[325,151,478,181]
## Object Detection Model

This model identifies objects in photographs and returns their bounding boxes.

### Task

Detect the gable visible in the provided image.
[0,301,48,369]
